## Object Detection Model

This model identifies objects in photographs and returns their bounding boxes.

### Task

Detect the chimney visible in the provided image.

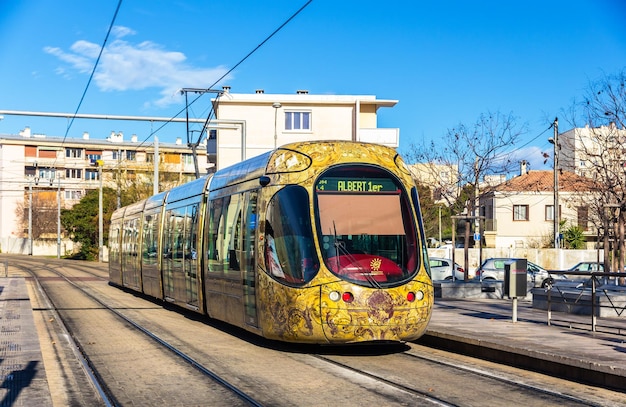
[222,86,231,93]
[131,134,138,143]
[520,160,528,175]
[82,131,89,140]
[296,89,309,94]
[176,137,182,145]
[255,89,264,94]
[19,127,32,138]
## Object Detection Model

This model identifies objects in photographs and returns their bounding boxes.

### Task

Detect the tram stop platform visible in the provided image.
[0,277,52,406]
[422,297,626,392]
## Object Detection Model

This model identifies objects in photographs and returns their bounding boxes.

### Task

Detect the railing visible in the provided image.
[538,271,626,335]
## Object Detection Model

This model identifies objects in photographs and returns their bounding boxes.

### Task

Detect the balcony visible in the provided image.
[357,128,399,148]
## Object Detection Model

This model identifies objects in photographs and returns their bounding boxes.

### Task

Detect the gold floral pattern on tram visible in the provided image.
[320,279,433,342]
[257,269,433,343]
[266,141,413,189]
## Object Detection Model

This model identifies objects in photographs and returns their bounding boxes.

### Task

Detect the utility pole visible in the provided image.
[28,180,33,256]
[154,136,159,195]
[57,174,61,259]
[180,88,223,178]
[550,117,559,249]
[97,160,104,263]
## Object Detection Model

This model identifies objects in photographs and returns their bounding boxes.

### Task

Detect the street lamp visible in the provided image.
[548,117,559,249]
[273,102,282,148]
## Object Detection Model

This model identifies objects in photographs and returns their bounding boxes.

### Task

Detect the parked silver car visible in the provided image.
[429,257,473,281]
[475,258,563,288]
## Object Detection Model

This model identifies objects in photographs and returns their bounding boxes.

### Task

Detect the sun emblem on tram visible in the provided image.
[370,257,382,272]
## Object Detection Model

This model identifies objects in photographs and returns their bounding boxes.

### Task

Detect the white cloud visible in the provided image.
[44,26,230,108]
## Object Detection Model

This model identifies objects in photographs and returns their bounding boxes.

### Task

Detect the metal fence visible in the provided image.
[536,272,626,335]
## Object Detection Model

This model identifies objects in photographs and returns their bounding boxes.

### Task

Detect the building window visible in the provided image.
[126,150,136,161]
[39,149,57,159]
[66,169,83,179]
[112,151,120,160]
[545,205,554,221]
[65,190,83,200]
[513,205,529,221]
[85,169,99,180]
[545,205,562,221]
[38,168,56,181]
[86,151,102,164]
[285,111,311,131]
[66,148,82,158]
[182,154,194,166]
[577,206,589,231]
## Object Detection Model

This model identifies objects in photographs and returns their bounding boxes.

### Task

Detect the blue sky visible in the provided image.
[1,0,625,172]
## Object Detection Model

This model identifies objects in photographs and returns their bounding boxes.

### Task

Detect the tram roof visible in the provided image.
[209,151,272,191]
[165,175,211,204]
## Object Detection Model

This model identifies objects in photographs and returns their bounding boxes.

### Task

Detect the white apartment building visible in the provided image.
[559,123,626,178]
[209,88,399,170]
[0,127,208,255]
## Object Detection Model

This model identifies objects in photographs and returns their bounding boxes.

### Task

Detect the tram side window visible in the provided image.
[209,194,244,274]
[109,225,120,265]
[208,197,226,273]
[142,214,156,265]
[189,205,198,262]
[225,194,243,272]
[264,186,319,285]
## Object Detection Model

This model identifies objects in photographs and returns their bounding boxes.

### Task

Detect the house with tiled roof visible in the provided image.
[480,168,599,248]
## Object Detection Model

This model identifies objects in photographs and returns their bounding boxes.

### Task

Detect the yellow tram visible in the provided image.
[109,141,433,344]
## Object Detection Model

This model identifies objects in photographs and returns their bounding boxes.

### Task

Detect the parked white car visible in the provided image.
[476,258,565,288]
[429,257,473,281]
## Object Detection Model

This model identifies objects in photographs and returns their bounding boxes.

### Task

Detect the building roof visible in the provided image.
[493,170,598,193]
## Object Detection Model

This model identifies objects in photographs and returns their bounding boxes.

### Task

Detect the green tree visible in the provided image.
[61,187,118,260]
[563,224,586,250]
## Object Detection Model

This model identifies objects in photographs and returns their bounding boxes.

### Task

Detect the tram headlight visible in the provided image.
[329,291,341,302]
[407,291,424,302]
[342,292,354,303]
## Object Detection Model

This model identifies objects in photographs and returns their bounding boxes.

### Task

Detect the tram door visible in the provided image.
[163,204,200,308]
[242,191,258,327]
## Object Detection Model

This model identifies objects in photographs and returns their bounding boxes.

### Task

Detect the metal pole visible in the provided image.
[28,181,32,256]
[98,162,103,263]
[57,175,61,259]
[553,117,559,249]
[154,136,159,195]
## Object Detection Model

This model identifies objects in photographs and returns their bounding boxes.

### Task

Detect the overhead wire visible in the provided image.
[62,0,123,144]
[133,0,314,150]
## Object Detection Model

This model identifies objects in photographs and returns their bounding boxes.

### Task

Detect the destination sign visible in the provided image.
[316,177,397,192]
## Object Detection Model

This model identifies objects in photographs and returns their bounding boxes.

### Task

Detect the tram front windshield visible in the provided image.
[315,165,419,287]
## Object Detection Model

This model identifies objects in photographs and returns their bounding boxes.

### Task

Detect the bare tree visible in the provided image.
[563,69,626,281]
[15,189,60,239]
[406,110,527,217]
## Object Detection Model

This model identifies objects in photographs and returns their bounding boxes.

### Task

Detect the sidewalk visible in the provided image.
[0,278,52,406]
[422,297,626,391]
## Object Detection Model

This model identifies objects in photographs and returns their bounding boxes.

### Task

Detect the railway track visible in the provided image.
[4,255,626,406]
[309,347,615,407]
[13,257,261,406]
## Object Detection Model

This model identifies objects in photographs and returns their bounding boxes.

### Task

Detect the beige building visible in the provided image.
[210,88,399,170]
[480,169,598,248]
[408,162,460,205]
